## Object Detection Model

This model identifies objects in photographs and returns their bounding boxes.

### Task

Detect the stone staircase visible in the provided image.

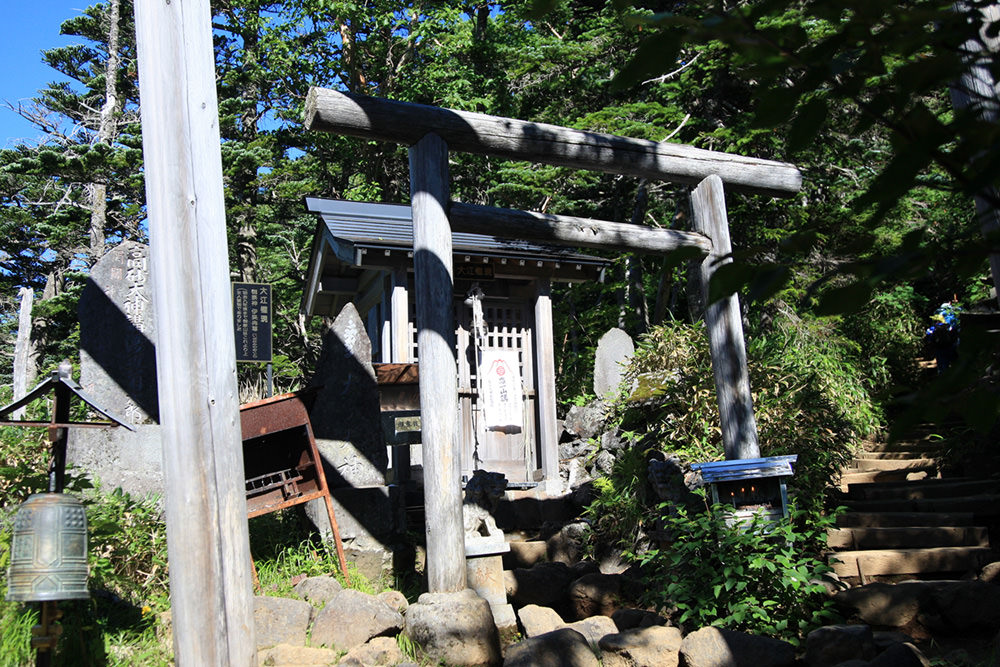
[828,437,1000,582]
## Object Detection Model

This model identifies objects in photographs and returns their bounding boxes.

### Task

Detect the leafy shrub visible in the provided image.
[617,319,720,462]
[0,600,36,666]
[84,486,169,609]
[613,315,877,512]
[841,285,927,396]
[583,445,652,554]
[630,496,840,642]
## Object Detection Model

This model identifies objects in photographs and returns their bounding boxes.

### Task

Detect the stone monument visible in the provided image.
[305,303,400,580]
[593,327,635,401]
[68,241,163,498]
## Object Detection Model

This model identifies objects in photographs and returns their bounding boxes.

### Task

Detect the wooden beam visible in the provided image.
[133,0,256,662]
[356,270,387,315]
[305,88,802,197]
[318,275,360,294]
[449,202,711,256]
[691,175,760,460]
[410,133,466,593]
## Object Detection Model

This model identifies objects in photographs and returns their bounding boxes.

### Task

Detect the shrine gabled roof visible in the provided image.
[305,197,609,262]
[301,197,610,317]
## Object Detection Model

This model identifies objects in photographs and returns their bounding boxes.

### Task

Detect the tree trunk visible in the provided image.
[627,180,650,336]
[88,0,122,262]
[951,2,1000,308]
[233,6,262,283]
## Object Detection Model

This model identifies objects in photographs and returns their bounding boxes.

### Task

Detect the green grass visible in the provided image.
[0,602,37,667]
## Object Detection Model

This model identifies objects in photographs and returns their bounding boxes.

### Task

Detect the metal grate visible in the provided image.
[245,468,305,500]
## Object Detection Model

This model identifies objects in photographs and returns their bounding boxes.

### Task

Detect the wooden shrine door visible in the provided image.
[456,298,540,485]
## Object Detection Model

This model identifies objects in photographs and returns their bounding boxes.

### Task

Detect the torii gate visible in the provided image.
[131,0,799,661]
[303,89,802,594]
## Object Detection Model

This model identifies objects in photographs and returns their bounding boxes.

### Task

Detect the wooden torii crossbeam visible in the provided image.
[305,88,803,594]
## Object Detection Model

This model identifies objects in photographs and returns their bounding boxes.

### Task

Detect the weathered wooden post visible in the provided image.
[691,175,760,460]
[133,0,257,663]
[409,133,467,592]
[12,287,35,421]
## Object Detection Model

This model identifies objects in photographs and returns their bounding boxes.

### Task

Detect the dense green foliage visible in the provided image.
[631,496,840,642]
[615,315,877,508]
[4,0,1000,656]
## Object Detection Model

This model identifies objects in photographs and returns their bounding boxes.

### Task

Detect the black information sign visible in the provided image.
[232,282,273,363]
[455,263,495,280]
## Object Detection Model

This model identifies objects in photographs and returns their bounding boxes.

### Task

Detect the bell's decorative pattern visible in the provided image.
[6,493,89,601]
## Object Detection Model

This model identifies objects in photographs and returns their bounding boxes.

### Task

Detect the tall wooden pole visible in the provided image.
[691,175,760,460]
[133,0,257,663]
[409,133,466,592]
[12,287,35,421]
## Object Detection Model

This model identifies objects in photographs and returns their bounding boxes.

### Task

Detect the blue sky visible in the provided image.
[1,0,81,149]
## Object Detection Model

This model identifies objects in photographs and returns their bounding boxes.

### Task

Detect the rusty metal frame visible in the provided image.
[239,388,349,580]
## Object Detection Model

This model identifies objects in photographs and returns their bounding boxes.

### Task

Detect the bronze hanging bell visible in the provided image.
[6,493,89,602]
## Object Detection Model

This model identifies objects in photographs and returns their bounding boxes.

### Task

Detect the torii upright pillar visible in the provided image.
[691,175,761,460]
[409,133,467,592]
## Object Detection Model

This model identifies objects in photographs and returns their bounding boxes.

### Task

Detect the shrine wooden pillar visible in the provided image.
[533,280,560,493]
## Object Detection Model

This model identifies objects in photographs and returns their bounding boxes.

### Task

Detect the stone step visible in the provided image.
[862,440,947,454]
[847,478,999,501]
[837,468,937,488]
[503,540,548,569]
[849,457,940,472]
[854,451,943,460]
[829,546,994,578]
[837,512,976,528]
[846,476,975,492]
[827,526,989,550]
[841,493,1000,516]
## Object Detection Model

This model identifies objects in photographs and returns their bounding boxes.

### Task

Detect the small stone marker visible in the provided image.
[593,327,634,400]
[305,303,396,580]
[68,242,163,498]
[307,302,387,486]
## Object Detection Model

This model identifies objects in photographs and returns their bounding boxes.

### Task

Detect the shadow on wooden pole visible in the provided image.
[409,133,467,593]
[691,175,761,461]
[133,0,257,662]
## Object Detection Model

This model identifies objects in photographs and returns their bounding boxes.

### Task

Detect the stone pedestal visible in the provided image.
[404,589,501,667]
[466,535,516,632]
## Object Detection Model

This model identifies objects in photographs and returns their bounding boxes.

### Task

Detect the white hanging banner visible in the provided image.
[479,349,523,433]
